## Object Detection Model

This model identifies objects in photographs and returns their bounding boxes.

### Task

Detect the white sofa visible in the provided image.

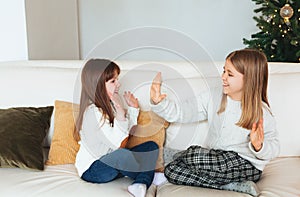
[0,60,299,197]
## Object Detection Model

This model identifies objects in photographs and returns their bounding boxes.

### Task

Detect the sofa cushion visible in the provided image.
[0,164,157,197]
[46,100,80,165]
[0,106,54,170]
[157,182,246,197]
[257,157,300,197]
[124,111,169,172]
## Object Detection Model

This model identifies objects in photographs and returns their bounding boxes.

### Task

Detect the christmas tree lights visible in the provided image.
[243,0,300,62]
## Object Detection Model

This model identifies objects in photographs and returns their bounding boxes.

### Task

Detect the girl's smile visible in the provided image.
[222,59,244,101]
[106,73,120,98]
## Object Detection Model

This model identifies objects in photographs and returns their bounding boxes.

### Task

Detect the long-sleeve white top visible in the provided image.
[150,88,280,171]
[75,104,139,176]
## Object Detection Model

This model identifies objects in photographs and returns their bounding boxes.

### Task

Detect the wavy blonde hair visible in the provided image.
[218,49,270,129]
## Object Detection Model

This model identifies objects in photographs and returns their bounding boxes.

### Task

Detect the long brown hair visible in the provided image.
[74,59,120,141]
[218,48,270,129]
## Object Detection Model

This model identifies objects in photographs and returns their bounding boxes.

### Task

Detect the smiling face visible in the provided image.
[222,59,244,101]
[105,71,120,99]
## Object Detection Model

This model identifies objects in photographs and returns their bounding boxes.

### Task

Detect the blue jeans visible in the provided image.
[81,141,159,188]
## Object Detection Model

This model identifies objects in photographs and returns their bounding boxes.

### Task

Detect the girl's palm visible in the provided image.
[151,72,166,104]
[123,91,138,108]
[250,119,264,151]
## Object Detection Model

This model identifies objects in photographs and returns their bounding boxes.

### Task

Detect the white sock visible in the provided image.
[220,181,260,197]
[152,172,167,186]
[128,183,147,197]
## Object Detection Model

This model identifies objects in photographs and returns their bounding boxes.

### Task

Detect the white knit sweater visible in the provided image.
[75,104,139,176]
[150,88,280,171]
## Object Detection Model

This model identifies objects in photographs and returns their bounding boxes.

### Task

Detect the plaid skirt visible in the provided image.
[164,146,262,189]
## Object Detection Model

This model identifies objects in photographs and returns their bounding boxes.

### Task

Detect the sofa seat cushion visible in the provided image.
[157,182,249,197]
[156,157,300,197]
[257,157,300,197]
[0,164,156,197]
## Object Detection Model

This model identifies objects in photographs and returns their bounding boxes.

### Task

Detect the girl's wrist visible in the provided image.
[252,142,263,152]
[150,98,160,105]
[130,104,139,108]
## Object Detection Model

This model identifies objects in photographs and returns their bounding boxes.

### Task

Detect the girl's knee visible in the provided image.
[164,165,179,184]
[145,141,159,149]
[135,141,159,151]
[164,163,175,177]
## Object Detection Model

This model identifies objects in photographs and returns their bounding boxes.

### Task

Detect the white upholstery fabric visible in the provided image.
[257,157,300,197]
[0,164,156,197]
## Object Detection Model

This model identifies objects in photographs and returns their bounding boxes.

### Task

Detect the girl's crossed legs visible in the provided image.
[81,141,159,189]
[164,146,261,189]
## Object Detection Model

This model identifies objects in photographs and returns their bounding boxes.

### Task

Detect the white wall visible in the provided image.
[78,0,258,61]
[0,0,28,61]
[0,0,258,61]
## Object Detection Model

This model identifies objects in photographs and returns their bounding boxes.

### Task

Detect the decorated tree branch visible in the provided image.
[243,0,300,62]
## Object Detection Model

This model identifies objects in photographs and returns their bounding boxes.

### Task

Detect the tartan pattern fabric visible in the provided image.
[164,146,262,189]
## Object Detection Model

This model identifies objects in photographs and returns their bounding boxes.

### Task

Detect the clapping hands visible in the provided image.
[123,91,139,108]
[150,72,167,104]
[110,91,138,121]
[250,119,264,152]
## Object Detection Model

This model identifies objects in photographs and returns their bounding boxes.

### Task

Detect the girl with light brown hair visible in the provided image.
[150,49,280,196]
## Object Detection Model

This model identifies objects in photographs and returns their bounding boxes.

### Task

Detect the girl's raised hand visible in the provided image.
[250,118,264,152]
[150,72,167,104]
[123,91,139,108]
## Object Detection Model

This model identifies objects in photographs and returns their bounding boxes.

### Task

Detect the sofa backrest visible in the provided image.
[0,60,299,157]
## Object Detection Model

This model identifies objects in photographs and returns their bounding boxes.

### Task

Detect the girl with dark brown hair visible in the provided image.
[74,59,159,197]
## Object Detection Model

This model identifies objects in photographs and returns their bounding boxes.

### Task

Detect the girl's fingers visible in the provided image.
[258,118,263,127]
[251,122,257,133]
[160,94,167,100]
[122,91,138,108]
[151,72,166,104]
[153,72,162,84]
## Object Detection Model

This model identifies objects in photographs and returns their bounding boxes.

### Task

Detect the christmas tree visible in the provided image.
[243,0,300,62]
